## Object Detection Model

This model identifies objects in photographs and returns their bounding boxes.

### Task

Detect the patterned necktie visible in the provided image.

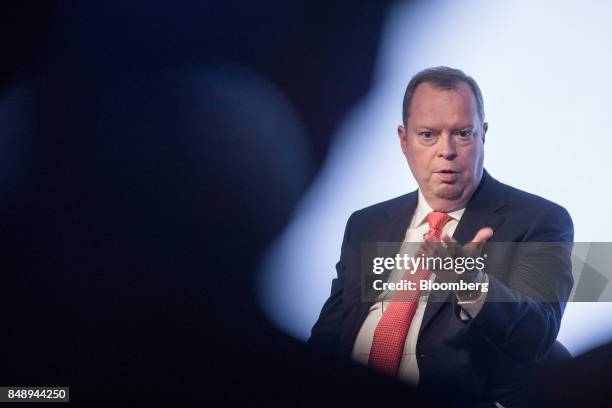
[367,211,453,376]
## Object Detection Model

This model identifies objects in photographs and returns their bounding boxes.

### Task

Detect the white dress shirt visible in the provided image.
[351,190,486,385]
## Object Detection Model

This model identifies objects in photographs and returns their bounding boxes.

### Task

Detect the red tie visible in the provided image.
[367,211,452,376]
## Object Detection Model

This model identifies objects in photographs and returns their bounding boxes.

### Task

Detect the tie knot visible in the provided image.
[426,211,452,239]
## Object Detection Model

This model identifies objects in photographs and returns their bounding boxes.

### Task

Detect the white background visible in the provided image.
[258,0,612,356]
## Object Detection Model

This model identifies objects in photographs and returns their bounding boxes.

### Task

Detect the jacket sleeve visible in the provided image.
[307,212,354,354]
[460,204,574,363]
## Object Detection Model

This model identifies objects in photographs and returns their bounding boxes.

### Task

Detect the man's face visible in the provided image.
[398,81,487,211]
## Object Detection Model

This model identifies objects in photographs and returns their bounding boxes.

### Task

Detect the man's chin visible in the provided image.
[433,184,464,201]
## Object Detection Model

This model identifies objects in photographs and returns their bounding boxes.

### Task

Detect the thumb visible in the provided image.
[463,227,494,255]
[473,227,494,243]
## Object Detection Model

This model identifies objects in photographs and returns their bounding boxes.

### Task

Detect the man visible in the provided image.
[308,66,574,406]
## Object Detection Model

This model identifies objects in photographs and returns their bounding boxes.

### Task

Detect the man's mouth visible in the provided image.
[435,170,461,182]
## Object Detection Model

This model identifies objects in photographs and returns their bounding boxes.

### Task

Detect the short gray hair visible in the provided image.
[402,66,485,125]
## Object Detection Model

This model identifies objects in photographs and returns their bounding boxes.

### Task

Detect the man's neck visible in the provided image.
[419,188,475,213]
[426,198,469,213]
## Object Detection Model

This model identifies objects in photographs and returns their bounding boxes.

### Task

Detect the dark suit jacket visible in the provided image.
[308,170,574,406]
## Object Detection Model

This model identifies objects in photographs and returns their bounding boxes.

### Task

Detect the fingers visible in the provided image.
[441,234,456,243]
[421,227,494,258]
[421,233,456,262]
[418,234,438,259]
[418,236,434,257]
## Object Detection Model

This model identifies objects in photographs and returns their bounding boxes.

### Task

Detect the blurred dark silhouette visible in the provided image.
[0,1,442,405]
[529,342,612,406]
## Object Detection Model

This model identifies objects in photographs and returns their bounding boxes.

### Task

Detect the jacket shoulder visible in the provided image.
[492,178,573,241]
[496,179,570,216]
[350,192,415,221]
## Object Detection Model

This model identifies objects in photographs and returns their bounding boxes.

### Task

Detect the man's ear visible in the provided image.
[482,122,488,144]
[398,125,408,153]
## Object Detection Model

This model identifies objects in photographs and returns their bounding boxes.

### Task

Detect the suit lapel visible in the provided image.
[343,192,418,356]
[418,170,506,337]
[386,193,419,241]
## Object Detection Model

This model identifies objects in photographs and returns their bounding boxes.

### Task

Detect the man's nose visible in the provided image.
[437,134,457,160]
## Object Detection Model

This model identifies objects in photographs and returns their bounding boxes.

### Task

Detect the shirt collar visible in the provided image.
[411,189,466,228]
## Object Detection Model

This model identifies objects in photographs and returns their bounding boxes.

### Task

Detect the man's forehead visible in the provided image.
[408,82,478,126]
[412,81,475,106]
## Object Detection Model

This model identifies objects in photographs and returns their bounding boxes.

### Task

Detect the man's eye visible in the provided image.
[420,132,433,138]
[458,130,473,138]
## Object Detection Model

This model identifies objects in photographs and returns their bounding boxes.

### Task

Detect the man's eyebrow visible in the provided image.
[449,124,476,131]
